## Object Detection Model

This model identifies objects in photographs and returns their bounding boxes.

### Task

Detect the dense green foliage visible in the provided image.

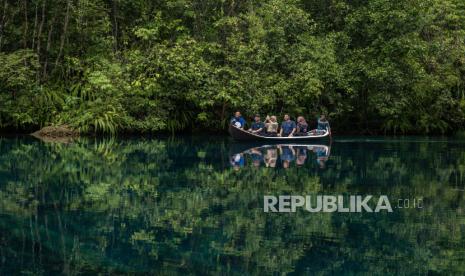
[1,137,465,273]
[1,0,464,134]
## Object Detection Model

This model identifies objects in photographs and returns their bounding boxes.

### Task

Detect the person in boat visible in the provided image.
[248,114,265,135]
[264,115,271,135]
[279,114,296,137]
[317,114,330,133]
[230,111,246,129]
[264,115,279,137]
[294,116,308,136]
[310,114,330,135]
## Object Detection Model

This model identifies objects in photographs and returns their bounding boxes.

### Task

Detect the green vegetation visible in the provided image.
[0,137,464,274]
[1,0,464,134]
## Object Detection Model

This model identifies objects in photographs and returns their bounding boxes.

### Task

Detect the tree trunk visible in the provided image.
[228,0,236,16]
[36,0,46,82]
[0,0,8,50]
[54,0,71,69]
[111,0,119,53]
[23,0,28,48]
[32,1,38,50]
[42,19,55,80]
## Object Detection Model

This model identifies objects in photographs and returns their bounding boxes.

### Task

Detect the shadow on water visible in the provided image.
[0,135,464,274]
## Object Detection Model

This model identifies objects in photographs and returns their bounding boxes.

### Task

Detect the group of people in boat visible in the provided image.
[230,111,330,137]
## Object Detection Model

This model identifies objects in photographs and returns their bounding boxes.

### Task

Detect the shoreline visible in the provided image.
[1,132,463,140]
[1,125,465,140]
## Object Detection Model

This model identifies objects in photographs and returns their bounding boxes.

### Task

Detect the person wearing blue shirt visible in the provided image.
[230,111,246,129]
[279,114,296,137]
[248,114,265,135]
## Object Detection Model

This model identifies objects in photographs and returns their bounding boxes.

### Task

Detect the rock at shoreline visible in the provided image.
[31,125,79,143]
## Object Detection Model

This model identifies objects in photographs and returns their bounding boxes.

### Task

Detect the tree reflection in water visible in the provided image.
[0,136,464,274]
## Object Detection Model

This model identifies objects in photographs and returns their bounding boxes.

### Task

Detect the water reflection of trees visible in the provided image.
[0,137,464,274]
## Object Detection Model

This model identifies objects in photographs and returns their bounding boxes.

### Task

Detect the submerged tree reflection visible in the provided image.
[0,137,464,274]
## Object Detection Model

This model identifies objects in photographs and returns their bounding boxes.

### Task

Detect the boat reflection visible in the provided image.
[230,144,331,169]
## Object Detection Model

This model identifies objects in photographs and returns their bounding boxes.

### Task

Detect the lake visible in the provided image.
[0,135,464,274]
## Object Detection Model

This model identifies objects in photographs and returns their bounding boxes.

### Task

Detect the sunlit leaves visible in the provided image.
[1,0,465,134]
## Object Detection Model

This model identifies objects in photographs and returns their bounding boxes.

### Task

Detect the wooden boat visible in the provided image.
[229,124,330,141]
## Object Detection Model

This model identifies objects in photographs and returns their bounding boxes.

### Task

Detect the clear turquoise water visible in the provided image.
[0,135,464,274]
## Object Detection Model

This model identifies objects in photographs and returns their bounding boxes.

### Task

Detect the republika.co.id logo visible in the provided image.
[264,195,423,213]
